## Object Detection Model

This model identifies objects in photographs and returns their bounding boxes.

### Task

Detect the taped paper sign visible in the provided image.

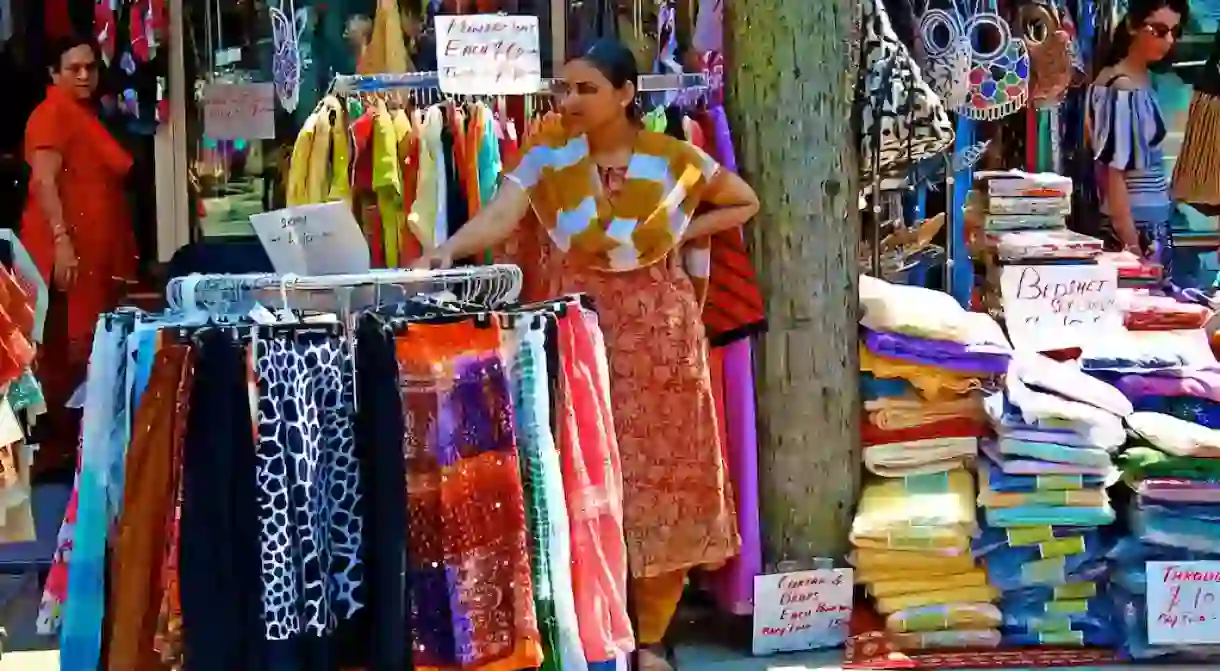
[752,569,853,656]
[434,14,542,95]
[203,83,276,140]
[1147,561,1220,645]
[1000,263,1120,351]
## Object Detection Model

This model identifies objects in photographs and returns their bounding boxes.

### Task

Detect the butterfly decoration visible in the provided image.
[271,1,309,113]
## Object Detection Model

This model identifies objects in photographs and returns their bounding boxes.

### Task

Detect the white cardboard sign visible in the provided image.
[249,201,370,276]
[1147,561,1220,645]
[202,83,276,140]
[434,14,542,95]
[752,569,853,656]
[1000,263,1120,352]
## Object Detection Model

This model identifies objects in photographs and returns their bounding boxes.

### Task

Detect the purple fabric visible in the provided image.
[1139,478,1220,503]
[1112,369,1220,403]
[707,106,738,173]
[981,439,1113,476]
[862,328,1011,375]
[708,339,762,616]
[692,0,723,53]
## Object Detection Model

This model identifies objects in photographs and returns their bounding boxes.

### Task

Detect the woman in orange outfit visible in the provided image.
[21,36,138,474]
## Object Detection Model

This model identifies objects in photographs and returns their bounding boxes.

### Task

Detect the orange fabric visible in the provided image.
[399,128,424,263]
[464,104,482,217]
[632,570,688,645]
[107,344,194,671]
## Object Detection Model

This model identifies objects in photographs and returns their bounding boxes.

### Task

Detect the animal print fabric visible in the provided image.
[253,331,364,641]
[858,0,955,184]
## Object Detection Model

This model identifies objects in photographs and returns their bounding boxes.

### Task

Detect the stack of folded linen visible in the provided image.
[975,354,1128,649]
[975,170,1072,235]
[849,469,1001,651]
[1107,407,1220,661]
[858,276,1010,477]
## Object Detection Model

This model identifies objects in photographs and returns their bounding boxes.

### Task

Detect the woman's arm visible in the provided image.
[683,170,760,240]
[415,179,531,267]
[29,149,78,288]
[1106,166,1142,253]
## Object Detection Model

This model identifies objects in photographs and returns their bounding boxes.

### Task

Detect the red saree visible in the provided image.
[21,85,137,473]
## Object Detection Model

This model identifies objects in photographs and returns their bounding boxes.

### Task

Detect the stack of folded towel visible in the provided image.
[976,353,1127,649]
[858,276,1010,477]
[849,469,1001,651]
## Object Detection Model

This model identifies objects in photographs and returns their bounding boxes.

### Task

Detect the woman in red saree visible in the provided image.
[22,36,138,475]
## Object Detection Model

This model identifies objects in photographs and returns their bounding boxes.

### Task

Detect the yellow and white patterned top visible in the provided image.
[504,118,721,276]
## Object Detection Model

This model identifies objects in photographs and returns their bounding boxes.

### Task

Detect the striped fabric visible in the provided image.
[504,116,720,287]
[1172,91,1220,208]
[1087,80,1170,212]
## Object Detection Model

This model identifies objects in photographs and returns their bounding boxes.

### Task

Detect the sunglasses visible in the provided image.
[1142,22,1181,39]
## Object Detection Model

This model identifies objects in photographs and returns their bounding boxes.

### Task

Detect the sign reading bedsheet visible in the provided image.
[999,264,1120,352]
[1147,561,1220,644]
[752,568,853,655]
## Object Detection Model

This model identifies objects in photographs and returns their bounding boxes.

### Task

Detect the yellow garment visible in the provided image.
[876,585,1000,614]
[851,548,975,574]
[306,102,334,204]
[859,347,985,399]
[868,568,988,598]
[864,394,986,430]
[370,101,402,267]
[632,569,688,645]
[409,107,443,248]
[362,0,411,74]
[326,98,351,201]
[885,602,1002,634]
[286,113,318,206]
[505,117,720,275]
[850,470,977,553]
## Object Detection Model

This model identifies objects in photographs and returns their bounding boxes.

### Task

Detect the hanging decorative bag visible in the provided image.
[918,7,972,109]
[955,7,1030,120]
[858,0,955,183]
[1018,0,1073,108]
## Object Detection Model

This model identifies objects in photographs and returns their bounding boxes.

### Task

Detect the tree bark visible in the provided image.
[725,1,862,565]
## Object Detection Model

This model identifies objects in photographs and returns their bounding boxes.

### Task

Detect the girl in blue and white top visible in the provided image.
[1088,0,1189,274]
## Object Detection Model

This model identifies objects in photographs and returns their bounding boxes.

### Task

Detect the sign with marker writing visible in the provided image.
[203,83,276,140]
[434,14,542,95]
[752,569,853,656]
[999,264,1120,352]
[1147,561,1220,644]
[249,201,370,276]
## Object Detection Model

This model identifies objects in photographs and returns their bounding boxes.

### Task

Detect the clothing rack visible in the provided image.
[165,265,524,316]
[329,71,708,95]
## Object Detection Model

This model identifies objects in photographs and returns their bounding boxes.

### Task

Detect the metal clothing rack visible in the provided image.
[329,71,708,95]
[166,265,524,317]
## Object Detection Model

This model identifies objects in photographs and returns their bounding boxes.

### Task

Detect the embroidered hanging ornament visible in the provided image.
[957,11,1030,120]
[918,8,972,109]
[1018,2,1073,108]
[270,1,305,113]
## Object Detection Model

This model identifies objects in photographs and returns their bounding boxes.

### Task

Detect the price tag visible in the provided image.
[1147,561,1220,644]
[999,263,1120,352]
[434,15,542,95]
[249,201,371,276]
[202,83,276,140]
[752,569,852,656]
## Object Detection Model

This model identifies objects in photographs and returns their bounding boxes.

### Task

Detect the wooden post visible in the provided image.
[724,1,863,564]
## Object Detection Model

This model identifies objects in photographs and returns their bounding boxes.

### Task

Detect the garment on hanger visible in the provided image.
[1172,30,1220,208]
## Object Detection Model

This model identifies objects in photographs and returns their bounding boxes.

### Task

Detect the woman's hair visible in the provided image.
[576,39,640,120]
[46,35,100,73]
[1101,0,1190,67]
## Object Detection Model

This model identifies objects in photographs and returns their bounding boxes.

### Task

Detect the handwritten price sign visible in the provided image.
[999,264,1120,352]
[752,569,853,656]
[202,83,276,140]
[249,201,370,276]
[434,15,542,95]
[1148,561,1220,644]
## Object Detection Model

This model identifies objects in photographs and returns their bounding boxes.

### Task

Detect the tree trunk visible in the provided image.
[724,1,862,565]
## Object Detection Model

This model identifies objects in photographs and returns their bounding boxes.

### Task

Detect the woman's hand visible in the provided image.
[53,236,78,289]
[411,249,453,271]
